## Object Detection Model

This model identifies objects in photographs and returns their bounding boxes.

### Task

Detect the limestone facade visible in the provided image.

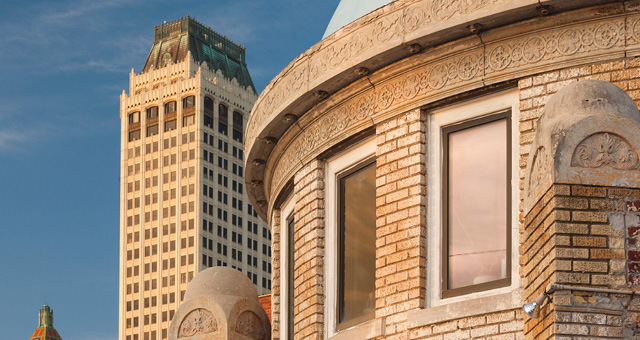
[245,1,640,339]
[119,18,270,340]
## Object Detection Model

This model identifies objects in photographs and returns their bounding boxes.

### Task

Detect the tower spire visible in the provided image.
[38,304,54,327]
[28,304,62,340]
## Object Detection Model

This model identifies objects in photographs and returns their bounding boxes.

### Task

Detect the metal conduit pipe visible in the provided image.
[523,283,637,319]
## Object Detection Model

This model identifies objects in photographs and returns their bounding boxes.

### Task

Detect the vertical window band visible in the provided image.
[442,111,512,298]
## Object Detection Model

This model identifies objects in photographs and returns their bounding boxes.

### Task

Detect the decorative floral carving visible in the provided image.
[457,54,479,80]
[558,29,582,55]
[403,0,504,34]
[489,45,512,71]
[522,37,545,63]
[251,10,638,211]
[429,63,449,89]
[235,311,265,340]
[593,22,619,49]
[485,18,625,73]
[631,17,640,44]
[528,146,549,196]
[571,133,639,170]
[178,309,217,338]
[377,84,395,109]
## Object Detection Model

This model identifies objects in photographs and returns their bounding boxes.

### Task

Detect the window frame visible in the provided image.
[279,194,295,340]
[427,89,520,307]
[325,138,376,337]
[441,111,512,298]
[336,158,376,330]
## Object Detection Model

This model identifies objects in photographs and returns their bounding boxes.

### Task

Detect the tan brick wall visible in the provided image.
[408,309,524,340]
[519,58,640,340]
[267,58,640,340]
[374,108,427,339]
[522,184,639,339]
[292,160,326,340]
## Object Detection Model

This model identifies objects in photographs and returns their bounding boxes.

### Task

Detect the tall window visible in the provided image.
[164,101,177,132]
[442,112,511,298]
[233,111,243,142]
[337,159,376,329]
[146,106,158,137]
[218,104,228,135]
[204,96,214,129]
[128,111,140,142]
[325,138,376,335]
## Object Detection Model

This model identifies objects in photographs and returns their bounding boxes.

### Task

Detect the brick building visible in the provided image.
[243,1,640,339]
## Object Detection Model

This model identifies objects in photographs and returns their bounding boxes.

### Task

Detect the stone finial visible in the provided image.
[168,267,271,340]
[524,79,640,213]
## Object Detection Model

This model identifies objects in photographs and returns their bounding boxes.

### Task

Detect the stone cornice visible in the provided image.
[245,0,629,221]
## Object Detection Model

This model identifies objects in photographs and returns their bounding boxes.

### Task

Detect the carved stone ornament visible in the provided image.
[178,309,217,338]
[529,146,549,190]
[235,311,265,340]
[571,132,640,170]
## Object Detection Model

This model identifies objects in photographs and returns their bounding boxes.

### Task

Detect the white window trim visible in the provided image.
[324,138,377,339]
[427,89,521,308]
[280,194,295,340]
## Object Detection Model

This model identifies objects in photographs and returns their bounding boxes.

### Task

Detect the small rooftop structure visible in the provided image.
[28,305,62,340]
[168,267,271,340]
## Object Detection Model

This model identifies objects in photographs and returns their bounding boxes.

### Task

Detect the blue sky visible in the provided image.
[0,1,338,339]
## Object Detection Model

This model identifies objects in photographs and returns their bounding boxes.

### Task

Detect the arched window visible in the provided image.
[204,96,214,129]
[146,106,158,119]
[219,104,228,135]
[128,111,140,124]
[233,111,243,142]
[164,101,177,132]
[128,111,141,142]
[164,101,177,114]
[204,96,214,112]
[146,106,159,136]
[182,95,195,109]
[182,96,196,127]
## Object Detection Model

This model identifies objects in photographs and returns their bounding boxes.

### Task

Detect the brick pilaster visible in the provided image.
[375,108,427,339]
[292,160,325,340]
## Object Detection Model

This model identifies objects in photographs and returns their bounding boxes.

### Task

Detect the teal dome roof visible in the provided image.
[323,0,396,38]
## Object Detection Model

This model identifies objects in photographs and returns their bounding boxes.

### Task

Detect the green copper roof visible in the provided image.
[142,16,256,93]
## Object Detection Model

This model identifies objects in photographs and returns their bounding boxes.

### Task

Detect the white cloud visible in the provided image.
[0,130,28,152]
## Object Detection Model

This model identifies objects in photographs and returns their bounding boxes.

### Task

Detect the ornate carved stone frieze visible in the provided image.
[270,90,377,195]
[247,1,640,220]
[528,146,549,195]
[235,311,265,340]
[245,0,527,155]
[177,309,217,338]
[403,0,504,34]
[571,132,640,170]
[484,19,625,74]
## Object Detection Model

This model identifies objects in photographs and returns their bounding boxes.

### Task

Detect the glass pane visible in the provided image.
[448,119,507,290]
[340,161,376,325]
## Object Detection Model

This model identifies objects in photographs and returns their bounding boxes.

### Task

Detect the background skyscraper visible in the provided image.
[119,17,271,340]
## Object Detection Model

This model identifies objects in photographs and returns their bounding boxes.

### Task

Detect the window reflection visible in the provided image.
[339,160,376,328]
[444,116,509,294]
